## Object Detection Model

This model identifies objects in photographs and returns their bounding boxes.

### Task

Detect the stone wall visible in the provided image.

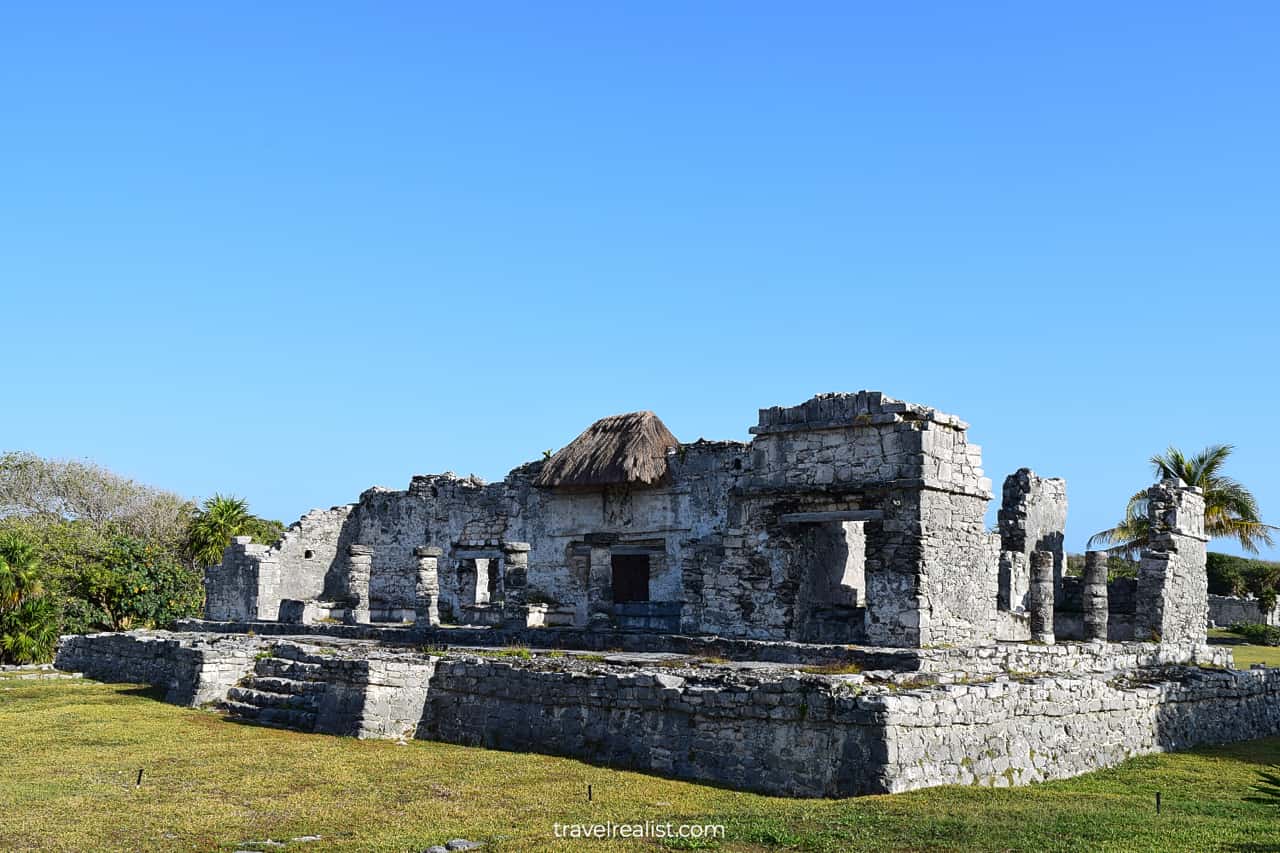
[878,666,1280,792]
[997,469,1067,613]
[912,639,1232,677]
[420,658,881,797]
[204,537,271,621]
[274,505,357,603]
[743,392,997,647]
[55,631,1280,798]
[1136,480,1209,644]
[54,631,261,705]
[421,654,1279,796]
[203,391,1023,648]
[1208,594,1280,628]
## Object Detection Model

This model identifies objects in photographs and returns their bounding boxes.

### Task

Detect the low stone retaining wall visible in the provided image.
[879,666,1280,792]
[53,631,1280,798]
[915,640,1232,677]
[54,632,262,705]
[420,659,879,797]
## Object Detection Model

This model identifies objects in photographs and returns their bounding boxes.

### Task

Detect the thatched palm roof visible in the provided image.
[534,411,679,489]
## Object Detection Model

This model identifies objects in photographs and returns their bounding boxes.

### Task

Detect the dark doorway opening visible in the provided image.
[611,553,650,603]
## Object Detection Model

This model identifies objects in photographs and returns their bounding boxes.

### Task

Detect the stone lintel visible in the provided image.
[779,510,885,524]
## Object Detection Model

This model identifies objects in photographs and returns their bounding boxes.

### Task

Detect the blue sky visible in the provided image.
[3,3,1278,558]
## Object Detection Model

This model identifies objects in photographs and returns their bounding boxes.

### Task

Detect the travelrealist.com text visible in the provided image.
[552,821,726,840]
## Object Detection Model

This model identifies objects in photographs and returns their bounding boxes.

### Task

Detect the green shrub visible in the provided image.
[1209,552,1280,611]
[72,535,203,631]
[0,531,60,664]
[1229,621,1280,646]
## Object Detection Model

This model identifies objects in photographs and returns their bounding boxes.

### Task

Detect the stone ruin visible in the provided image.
[55,391,1280,797]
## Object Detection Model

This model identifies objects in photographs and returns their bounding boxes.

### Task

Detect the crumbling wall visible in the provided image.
[739,392,997,647]
[205,390,1009,648]
[273,505,357,601]
[1136,480,1209,644]
[54,631,261,705]
[997,469,1067,614]
[204,537,280,620]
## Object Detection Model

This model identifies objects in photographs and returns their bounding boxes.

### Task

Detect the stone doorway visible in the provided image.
[610,553,650,603]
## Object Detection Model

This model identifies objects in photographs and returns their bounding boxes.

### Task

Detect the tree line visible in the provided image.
[0,452,282,664]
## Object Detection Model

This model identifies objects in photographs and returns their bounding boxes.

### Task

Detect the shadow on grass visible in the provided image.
[1227,766,1280,852]
[117,685,168,701]
[1190,738,1280,768]
[1243,766,1280,807]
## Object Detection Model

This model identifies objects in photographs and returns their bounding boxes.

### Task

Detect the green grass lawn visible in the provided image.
[2,675,1279,853]
[1208,628,1280,668]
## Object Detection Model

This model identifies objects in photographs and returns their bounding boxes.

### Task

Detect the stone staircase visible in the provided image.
[222,645,327,732]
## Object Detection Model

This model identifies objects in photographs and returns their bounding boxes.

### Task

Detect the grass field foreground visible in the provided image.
[2,673,1280,852]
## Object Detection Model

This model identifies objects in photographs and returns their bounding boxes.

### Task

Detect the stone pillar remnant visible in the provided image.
[344,544,373,625]
[587,545,613,629]
[1029,550,1055,644]
[413,546,442,629]
[1083,550,1109,641]
[501,542,531,627]
[1136,479,1209,645]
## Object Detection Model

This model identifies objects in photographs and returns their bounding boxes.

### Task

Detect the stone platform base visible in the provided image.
[54,631,1280,798]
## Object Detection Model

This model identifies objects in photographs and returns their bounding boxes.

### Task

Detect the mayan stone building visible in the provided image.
[206,392,1009,646]
[200,390,1225,653]
[58,391,1280,798]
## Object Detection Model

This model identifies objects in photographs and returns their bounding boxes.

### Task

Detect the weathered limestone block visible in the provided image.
[1136,479,1209,645]
[413,546,442,628]
[344,544,373,625]
[1029,550,1055,644]
[1082,550,1109,641]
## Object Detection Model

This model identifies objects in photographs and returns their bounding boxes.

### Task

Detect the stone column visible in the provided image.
[1136,479,1209,645]
[1028,549,1055,644]
[413,546,442,629]
[1082,550,1110,641]
[344,544,372,625]
[587,545,613,629]
[501,542,531,627]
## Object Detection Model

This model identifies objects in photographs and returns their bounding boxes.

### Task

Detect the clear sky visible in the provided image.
[3,3,1278,559]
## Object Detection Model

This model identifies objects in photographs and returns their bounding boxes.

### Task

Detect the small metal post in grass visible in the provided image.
[136,768,143,788]
[588,784,592,802]
[1156,791,1161,814]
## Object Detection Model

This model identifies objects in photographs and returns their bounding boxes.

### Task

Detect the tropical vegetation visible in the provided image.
[1089,444,1274,556]
[0,532,60,664]
[0,451,281,661]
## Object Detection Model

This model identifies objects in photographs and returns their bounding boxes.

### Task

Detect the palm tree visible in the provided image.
[185,494,254,568]
[1090,444,1275,555]
[0,531,60,664]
